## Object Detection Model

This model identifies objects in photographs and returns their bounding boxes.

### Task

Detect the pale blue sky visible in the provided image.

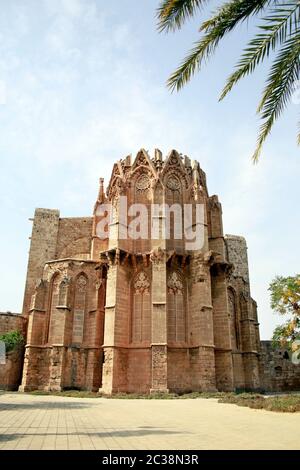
[0,0,299,339]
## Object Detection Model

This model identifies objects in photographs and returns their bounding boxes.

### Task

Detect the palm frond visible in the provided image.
[167,0,271,91]
[220,2,300,100]
[157,0,207,32]
[200,0,271,33]
[161,0,300,160]
[167,33,218,91]
[253,33,300,161]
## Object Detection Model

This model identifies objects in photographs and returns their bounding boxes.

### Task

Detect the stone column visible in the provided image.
[240,295,261,390]
[150,250,168,393]
[211,265,234,391]
[85,348,102,391]
[48,345,66,391]
[19,279,47,391]
[188,254,217,391]
[99,261,117,394]
[18,346,40,392]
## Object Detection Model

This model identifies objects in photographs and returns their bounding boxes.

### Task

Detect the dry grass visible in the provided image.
[29,390,102,399]
[27,389,300,411]
[219,393,300,413]
[27,390,230,400]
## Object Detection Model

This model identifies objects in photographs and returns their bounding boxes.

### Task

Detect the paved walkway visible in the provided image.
[0,392,299,450]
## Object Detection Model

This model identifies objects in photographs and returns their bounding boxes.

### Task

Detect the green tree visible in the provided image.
[157,0,300,161]
[0,330,24,353]
[269,275,300,350]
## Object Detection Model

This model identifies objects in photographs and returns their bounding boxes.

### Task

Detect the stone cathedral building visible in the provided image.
[17,149,261,394]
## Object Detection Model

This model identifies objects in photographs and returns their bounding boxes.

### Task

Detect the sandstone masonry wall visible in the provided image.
[56,217,93,259]
[0,313,26,390]
[261,341,300,391]
[0,349,24,391]
[22,209,60,317]
[0,312,26,335]
[22,210,93,318]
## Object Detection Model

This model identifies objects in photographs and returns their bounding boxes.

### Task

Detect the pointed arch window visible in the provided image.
[165,175,183,252]
[59,276,70,306]
[45,273,60,344]
[134,172,151,252]
[240,293,248,320]
[72,274,88,345]
[166,174,181,202]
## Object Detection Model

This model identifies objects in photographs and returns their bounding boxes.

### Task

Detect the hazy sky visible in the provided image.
[0,0,299,339]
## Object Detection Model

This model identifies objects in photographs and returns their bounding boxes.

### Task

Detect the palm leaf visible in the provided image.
[167,0,271,91]
[200,0,272,33]
[253,33,300,161]
[220,2,300,100]
[160,0,300,160]
[157,0,207,32]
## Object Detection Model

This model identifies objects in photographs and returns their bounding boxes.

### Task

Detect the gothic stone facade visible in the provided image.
[18,149,261,393]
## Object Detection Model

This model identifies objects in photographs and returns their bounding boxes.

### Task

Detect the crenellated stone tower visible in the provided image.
[19,149,261,393]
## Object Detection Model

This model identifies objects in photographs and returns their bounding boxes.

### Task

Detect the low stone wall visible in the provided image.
[0,348,24,391]
[260,340,300,392]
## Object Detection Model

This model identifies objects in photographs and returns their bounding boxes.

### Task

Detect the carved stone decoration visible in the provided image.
[136,152,147,166]
[240,290,250,302]
[163,162,189,190]
[154,159,163,172]
[190,257,209,284]
[208,195,221,210]
[228,288,235,311]
[133,271,150,294]
[186,165,192,177]
[61,275,71,287]
[109,177,123,206]
[150,248,166,265]
[167,272,183,294]
[166,176,181,191]
[170,154,179,166]
[189,184,195,199]
[30,278,47,310]
[45,264,68,282]
[76,275,87,293]
[58,276,71,306]
[35,278,46,289]
[136,173,151,192]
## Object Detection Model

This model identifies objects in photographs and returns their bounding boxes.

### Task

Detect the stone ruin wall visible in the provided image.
[0,313,26,390]
[261,341,300,392]
[224,235,262,390]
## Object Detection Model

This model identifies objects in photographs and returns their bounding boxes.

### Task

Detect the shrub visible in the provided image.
[0,330,24,353]
[219,394,300,413]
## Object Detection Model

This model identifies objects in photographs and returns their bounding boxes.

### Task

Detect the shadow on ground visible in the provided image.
[0,426,186,443]
[0,401,95,410]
